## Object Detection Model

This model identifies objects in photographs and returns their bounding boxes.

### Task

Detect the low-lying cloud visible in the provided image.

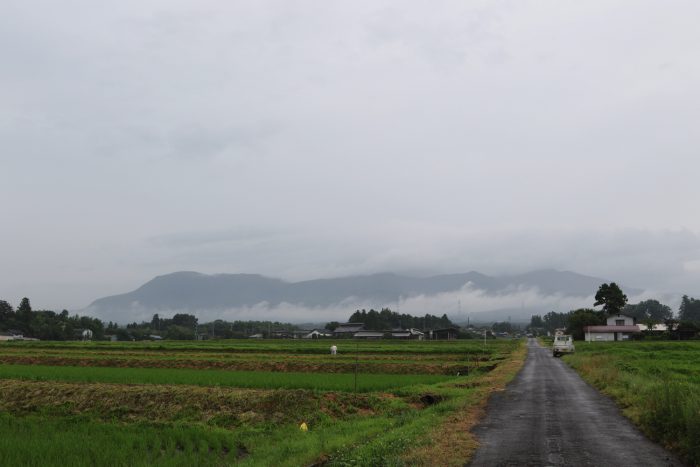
[97,282,664,326]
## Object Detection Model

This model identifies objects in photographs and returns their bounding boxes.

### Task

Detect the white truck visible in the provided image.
[552,335,575,357]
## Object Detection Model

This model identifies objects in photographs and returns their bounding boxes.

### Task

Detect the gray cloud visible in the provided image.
[148,228,279,249]
[1,1,699,314]
[165,121,282,160]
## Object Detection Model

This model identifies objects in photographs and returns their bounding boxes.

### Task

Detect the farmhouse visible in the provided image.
[333,323,364,338]
[430,327,460,340]
[0,331,25,341]
[353,330,385,339]
[271,329,294,339]
[637,323,668,333]
[584,314,641,342]
[330,323,460,339]
[302,329,332,339]
[390,328,425,340]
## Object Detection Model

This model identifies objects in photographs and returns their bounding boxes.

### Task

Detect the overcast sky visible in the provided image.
[2,0,700,312]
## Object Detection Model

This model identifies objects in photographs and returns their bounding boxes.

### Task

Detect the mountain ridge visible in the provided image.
[87,269,640,317]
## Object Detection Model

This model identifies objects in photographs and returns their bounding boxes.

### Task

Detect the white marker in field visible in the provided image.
[330,345,337,355]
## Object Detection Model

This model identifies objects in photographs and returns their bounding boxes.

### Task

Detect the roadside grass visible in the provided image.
[399,340,528,466]
[564,341,700,465]
[538,336,553,346]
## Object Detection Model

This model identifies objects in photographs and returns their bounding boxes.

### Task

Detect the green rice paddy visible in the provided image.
[0,338,522,466]
[0,364,455,391]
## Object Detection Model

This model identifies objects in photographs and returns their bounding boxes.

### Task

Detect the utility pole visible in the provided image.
[354,341,359,392]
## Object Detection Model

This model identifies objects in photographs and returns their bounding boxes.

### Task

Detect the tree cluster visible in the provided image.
[196,319,301,339]
[679,295,700,323]
[0,298,104,340]
[622,299,673,323]
[528,282,700,340]
[528,311,569,334]
[566,308,605,340]
[528,309,604,339]
[120,314,302,340]
[343,308,453,331]
[529,283,631,339]
[116,313,200,340]
[491,321,515,333]
[594,283,628,315]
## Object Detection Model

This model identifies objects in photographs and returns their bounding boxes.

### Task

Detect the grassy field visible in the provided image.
[563,341,700,466]
[0,338,525,466]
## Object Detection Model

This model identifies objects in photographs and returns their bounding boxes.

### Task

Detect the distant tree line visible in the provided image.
[0,298,306,341]
[118,314,302,340]
[492,321,520,333]
[0,298,104,340]
[327,308,454,331]
[201,319,302,339]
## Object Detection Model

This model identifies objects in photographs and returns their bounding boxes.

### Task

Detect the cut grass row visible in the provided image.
[0,364,456,392]
[0,354,497,375]
[0,347,473,362]
[564,341,700,466]
[0,380,401,427]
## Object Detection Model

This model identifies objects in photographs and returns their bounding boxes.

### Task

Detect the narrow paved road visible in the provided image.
[469,338,682,466]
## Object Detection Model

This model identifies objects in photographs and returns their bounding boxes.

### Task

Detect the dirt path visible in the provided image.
[468,338,682,466]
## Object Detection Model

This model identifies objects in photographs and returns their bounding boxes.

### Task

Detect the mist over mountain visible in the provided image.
[86,269,641,323]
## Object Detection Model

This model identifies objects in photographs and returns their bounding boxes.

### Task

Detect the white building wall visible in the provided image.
[606,315,634,326]
[585,332,615,342]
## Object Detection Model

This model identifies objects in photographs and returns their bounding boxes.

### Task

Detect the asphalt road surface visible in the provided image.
[469,338,682,467]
